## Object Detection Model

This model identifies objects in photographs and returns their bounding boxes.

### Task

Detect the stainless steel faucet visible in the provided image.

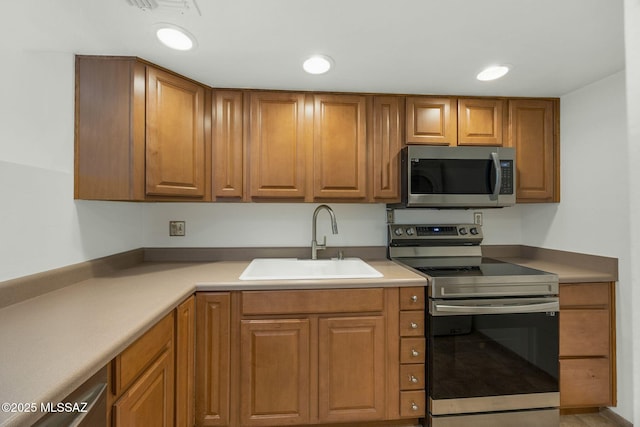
[311,204,338,260]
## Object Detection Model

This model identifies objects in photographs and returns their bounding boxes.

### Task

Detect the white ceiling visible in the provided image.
[4,0,625,97]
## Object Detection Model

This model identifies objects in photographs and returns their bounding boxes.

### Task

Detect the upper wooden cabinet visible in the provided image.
[405,97,457,145]
[370,96,402,202]
[457,98,506,146]
[75,56,210,201]
[313,94,368,199]
[212,90,244,199]
[248,91,309,199]
[507,99,559,202]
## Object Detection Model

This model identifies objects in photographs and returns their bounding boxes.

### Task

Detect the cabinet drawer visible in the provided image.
[400,364,425,390]
[400,338,426,363]
[560,309,610,357]
[112,312,174,396]
[560,358,612,407]
[560,283,610,308]
[241,288,384,315]
[399,311,425,336]
[399,287,425,310]
[400,390,426,417]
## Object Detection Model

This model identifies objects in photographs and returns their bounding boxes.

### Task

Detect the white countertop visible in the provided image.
[0,260,425,427]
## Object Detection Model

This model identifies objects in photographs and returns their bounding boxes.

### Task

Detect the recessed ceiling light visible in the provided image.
[155,24,196,51]
[477,65,510,81]
[303,55,333,75]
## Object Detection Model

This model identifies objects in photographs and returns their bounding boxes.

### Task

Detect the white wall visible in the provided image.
[624,0,640,423]
[0,50,145,282]
[519,71,633,421]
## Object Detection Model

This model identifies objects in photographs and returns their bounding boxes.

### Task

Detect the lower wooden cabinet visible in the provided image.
[108,296,195,427]
[196,287,424,427]
[559,282,616,409]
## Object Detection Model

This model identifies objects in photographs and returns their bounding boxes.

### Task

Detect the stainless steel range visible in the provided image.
[389,223,560,427]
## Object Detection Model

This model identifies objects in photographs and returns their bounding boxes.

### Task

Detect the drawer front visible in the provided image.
[399,287,425,310]
[560,358,612,407]
[399,311,425,336]
[560,309,610,357]
[113,311,174,396]
[560,283,609,308]
[400,364,425,390]
[241,288,384,315]
[400,338,426,363]
[400,390,426,417]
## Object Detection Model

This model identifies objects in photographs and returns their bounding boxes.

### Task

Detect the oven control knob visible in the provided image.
[470,227,479,235]
[405,227,415,236]
[394,228,403,236]
[459,227,468,235]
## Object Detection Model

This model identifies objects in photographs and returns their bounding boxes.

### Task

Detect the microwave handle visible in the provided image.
[491,152,501,200]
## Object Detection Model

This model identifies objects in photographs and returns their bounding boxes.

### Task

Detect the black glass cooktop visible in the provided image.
[401,257,554,279]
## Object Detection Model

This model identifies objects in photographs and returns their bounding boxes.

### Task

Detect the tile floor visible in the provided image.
[560,412,628,427]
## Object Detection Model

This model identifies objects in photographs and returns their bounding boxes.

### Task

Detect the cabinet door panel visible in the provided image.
[249,92,307,198]
[560,358,611,407]
[508,99,557,202]
[195,293,230,426]
[318,316,385,422]
[314,94,367,199]
[240,319,310,426]
[146,67,206,197]
[458,98,505,146]
[406,97,456,145]
[213,90,244,198]
[560,309,610,357]
[176,297,195,427]
[372,96,402,201]
[113,347,174,427]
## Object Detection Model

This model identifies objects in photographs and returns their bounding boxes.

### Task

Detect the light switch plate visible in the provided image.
[169,221,185,236]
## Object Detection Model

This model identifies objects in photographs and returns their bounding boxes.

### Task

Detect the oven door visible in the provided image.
[428,297,559,427]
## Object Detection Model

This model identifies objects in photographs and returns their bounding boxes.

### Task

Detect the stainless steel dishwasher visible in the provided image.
[33,366,107,427]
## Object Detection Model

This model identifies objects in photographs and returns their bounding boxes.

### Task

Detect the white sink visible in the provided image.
[239,258,383,281]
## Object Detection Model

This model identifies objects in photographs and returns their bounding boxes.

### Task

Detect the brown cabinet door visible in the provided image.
[560,358,612,408]
[195,293,231,426]
[560,309,610,357]
[240,318,311,426]
[458,98,505,146]
[146,67,207,198]
[508,99,558,202]
[318,316,386,422]
[213,90,244,199]
[313,94,368,199]
[371,96,402,201]
[249,92,308,199]
[113,346,175,427]
[176,297,195,427]
[405,97,457,145]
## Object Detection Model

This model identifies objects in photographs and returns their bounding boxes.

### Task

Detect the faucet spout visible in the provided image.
[311,204,339,260]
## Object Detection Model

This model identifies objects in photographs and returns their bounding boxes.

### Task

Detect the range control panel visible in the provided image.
[388,224,483,244]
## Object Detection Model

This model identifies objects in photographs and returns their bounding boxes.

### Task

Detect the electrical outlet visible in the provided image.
[473,212,483,226]
[169,221,186,236]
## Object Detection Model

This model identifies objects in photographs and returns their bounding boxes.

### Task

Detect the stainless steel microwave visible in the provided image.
[400,146,516,208]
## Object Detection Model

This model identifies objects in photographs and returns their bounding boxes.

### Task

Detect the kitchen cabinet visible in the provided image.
[313,94,368,199]
[507,98,559,202]
[405,96,457,145]
[195,293,231,426]
[248,91,309,199]
[176,296,196,427]
[370,96,402,202]
[559,282,616,409]
[398,287,426,418]
[213,90,244,199]
[195,287,423,427]
[458,98,506,146]
[75,55,210,201]
[110,311,175,427]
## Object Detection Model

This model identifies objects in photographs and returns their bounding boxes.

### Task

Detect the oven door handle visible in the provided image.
[431,300,559,315]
